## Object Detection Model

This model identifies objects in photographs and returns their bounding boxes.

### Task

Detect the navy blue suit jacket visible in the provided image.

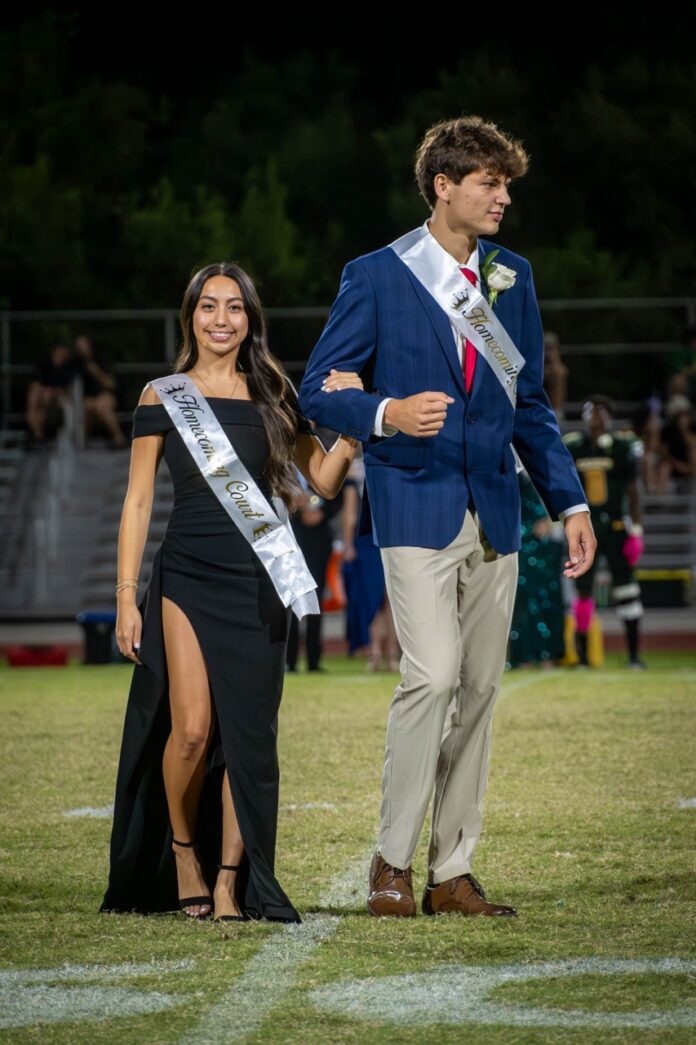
[298,236,585,552]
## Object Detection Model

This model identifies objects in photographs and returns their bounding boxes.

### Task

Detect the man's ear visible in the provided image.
[433,172,451,204]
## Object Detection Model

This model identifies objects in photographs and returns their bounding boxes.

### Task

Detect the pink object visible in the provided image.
[460,267,478,393]
[622,534,644,567]
[572,596,595,634]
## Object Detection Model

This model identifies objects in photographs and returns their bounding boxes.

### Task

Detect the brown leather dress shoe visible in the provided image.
[422,873,517,917]
[367,852,417,917]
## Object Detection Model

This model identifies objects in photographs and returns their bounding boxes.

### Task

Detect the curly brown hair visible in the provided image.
[415,115,530,208]
[174,262,301,508]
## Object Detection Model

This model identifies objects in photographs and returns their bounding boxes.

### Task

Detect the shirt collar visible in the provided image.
[422,218,480,281]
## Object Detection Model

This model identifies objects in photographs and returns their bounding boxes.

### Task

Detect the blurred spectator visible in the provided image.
[666,370,692,403]
[286,473,341,673]
[341,457,399,671]
[25,343,77,446]
[74,335,127,448]
[508,472,565,669]
[634,407,667,493]
[659,396,696,489]
[563,396,645,669]
[543,331,568,418]
[669,324,696,402]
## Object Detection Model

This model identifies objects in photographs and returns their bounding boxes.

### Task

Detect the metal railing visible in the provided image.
[3,296,696,437]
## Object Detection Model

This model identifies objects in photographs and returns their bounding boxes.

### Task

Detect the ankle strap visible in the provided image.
[172,838,195,847]
[218,863,241,871]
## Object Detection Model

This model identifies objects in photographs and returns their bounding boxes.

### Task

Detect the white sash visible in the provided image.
[389,224,525,407]
[149,374,320,620]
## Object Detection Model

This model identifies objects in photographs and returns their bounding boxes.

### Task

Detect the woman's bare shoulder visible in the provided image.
[137,384,162,407]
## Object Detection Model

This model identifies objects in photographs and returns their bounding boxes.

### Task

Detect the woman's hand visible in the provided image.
[116,603,144,664]
[321,369,364,392]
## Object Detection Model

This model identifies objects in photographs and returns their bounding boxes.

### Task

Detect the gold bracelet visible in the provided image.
[115,580,139,594]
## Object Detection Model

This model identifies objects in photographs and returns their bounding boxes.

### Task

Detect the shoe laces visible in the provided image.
[453,873,487,900]
[384,862,411,885]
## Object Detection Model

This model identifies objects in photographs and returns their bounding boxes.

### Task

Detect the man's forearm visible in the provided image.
[299,380,383,443]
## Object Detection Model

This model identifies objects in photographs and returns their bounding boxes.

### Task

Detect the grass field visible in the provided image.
[1,651,695,1043]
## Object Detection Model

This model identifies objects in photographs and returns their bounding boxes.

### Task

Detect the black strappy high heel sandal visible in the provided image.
[172,838,213,919]
[213,863,250,922]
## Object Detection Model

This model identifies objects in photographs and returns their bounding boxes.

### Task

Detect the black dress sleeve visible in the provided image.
[294,406,314,436]
[283,374,314,436]
[131,404,174,439]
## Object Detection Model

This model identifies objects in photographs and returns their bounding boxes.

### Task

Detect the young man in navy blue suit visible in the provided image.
[299,116,595,918]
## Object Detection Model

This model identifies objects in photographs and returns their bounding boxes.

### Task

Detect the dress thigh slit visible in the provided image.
[101,541,300,922]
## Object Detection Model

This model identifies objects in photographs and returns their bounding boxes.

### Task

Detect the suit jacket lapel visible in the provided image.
[400,263,465,391]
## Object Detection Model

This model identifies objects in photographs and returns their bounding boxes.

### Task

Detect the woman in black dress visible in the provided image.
[101,263,360,923]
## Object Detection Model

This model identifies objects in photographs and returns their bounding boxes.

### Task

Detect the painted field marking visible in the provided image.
[62,804,114,819]
[309,675,386,683]
[566,671,696,682]
[0,959,194,1030]
[503,670,696,684]
[280,801,338,812]
[179,850,371,1044]
[178,916,337,1045]
[310,957,696,1029]
[316,850,373,913]
[498,672,561,697]
[676,797,696,809]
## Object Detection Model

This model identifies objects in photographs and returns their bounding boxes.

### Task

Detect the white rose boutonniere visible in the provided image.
[480,249,517,308]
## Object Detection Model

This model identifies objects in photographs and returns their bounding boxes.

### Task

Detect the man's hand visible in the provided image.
[384,392,455,437]
[563,512,597,578]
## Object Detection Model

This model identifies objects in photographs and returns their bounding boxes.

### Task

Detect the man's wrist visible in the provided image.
[372,397,399,437]
[559,503,590,522]
[383,398,401,433]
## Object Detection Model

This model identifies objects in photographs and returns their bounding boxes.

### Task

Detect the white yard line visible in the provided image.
[62,804,114,819]
[179,850,371,1044]
[1,960,195,1030]
[497,670,562,698]
[315,851,371,913]
[499,669,696,692]
[280,801,338,812]
[310,957,696,1030]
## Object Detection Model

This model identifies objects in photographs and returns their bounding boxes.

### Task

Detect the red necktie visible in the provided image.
[460,266,477,393]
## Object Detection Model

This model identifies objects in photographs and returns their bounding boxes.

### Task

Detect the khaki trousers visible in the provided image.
[378,510,518,883]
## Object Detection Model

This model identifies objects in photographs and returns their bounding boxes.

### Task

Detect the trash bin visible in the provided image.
[76,610,117,664]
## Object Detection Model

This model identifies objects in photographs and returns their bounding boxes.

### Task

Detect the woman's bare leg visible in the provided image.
[214,770,245,918]
[85,391,127,447]
[161,595,214,915]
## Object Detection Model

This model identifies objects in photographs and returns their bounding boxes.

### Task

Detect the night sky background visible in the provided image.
[1,11,694,399]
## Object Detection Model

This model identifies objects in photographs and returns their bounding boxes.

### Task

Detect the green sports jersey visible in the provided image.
[563,430,643,515]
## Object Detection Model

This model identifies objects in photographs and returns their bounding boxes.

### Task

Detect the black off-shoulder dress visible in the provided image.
[100,398,304,922]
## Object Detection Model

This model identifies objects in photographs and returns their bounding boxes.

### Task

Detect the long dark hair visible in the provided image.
[174,262,301,507]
